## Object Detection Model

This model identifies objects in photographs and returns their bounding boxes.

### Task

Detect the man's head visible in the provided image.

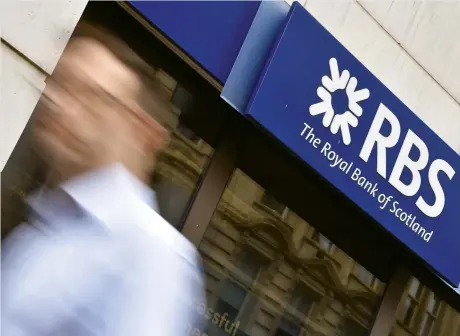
[34,23,168,183]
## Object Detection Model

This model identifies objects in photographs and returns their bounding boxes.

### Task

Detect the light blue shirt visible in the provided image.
[2,164,205,336]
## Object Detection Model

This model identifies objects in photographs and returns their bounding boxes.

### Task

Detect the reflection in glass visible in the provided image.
[402,296,417,326]
[145,69,214,228]
[339,319,368,336]
[409,279,422,298]
[354,265,376,288]
[312,230,335,254]
[392,277,460,336]
[198,170,385,336]
[259,192,287,216]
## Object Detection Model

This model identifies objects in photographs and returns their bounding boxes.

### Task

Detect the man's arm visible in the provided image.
[110,245,206,336]
[1,224,67,336]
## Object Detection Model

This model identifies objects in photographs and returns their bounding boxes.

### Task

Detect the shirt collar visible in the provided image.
[28,164,159,228]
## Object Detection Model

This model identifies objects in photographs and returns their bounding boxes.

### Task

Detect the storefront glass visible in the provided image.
[1,65,214,235]
[195,169,386,336]
[391,277,460,336]
[148,69,214,228]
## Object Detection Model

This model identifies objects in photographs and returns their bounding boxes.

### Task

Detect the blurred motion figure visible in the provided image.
[1,23,205,336]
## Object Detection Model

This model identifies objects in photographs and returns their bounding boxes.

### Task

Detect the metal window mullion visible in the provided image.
[180,122,242,246]
[369,266,411,336]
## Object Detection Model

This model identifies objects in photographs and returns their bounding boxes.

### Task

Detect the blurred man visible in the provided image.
[2,23,204,336]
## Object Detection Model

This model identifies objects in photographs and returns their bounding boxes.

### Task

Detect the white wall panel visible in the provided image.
[1,0,88,75]
[302,0,460,153]
[1,44,46,172]
[1,0,87,172]
[358,0,460,105]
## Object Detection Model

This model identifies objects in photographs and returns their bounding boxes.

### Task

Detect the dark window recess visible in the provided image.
[207,280,246,336]
[339,319,368,336]
[401,278,423,327]
[234,248,268,284]
[418,293,440,336]
[176,124,201,143]
[290,286,317,317]
[274,317,301,336]
[260,192,286,215]
[151,177,191,228]
[402,297,417,326]
[312,230,334,253]
[272,286,317,336]
[354,265,376,287]
[171,84,193,112]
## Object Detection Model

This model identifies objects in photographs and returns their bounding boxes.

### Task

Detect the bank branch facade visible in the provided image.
[3,1,460,336]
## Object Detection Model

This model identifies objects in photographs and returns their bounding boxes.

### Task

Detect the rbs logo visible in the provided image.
[309,58,370,146]
[309,58,455,219]
[360,104,456,218]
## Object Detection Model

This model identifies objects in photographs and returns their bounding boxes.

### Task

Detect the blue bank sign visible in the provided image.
[246,3,460,285]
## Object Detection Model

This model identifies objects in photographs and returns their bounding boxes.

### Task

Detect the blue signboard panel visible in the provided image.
[130,1,261,83]
[246,3,460,285]
[221,1,290,112]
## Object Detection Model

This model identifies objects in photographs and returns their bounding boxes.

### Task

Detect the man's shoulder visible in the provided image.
[122,200,200,267]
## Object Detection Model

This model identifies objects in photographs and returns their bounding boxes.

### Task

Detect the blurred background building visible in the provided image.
[2,1,460,336]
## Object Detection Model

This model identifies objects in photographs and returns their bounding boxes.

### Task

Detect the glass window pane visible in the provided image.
[171,84,193,113]
[219,280,247,310]
[196,169,386,336]
[427,293,440,315]
[392,277,460,336]
[274,318,301,336]
[206,298,240,336]
[401,297,417,326]
[151,71,213,228]
[339,319,368,336]
[176,124,201,144]
[259,192,286,215]
[354,264,376,288]
[234,248,268,284]
[419,313,436,336]
[409,278,422,299]
[312,230,334,253]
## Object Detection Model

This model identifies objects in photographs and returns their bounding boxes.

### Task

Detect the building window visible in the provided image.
[171,84,193,112]
[392,277,459,335]
[312,230,334,253]
[206,248,268,336]
[274,317,301,336]
[401,278,423,327]
[290,285,317,317]
[176,123,201,144]
[402,296,418,326]
[208,280,247,336]
[418,293,440,336]
[272,285,318,336]
[198,169,386,336]
[234,247,268,285]
[354,264,376,288]
[259,192,287,216]
[339,319,368,336]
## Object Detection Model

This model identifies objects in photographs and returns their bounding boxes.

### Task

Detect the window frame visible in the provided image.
[311,229,335,254]
[272,284,320,336]
[353,264,378,289]
[399,278,424,329]
[258,191,289,218]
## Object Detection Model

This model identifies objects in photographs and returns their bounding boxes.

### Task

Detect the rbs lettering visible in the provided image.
[360,103,456,218]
